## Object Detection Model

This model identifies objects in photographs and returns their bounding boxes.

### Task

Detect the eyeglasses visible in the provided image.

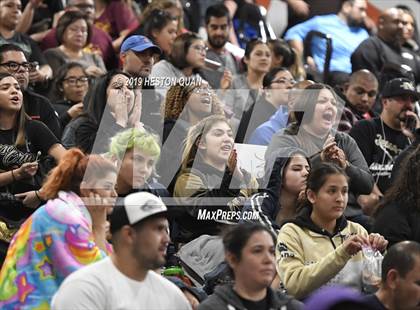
[191,45,208,53]
[63,76,89,86]
[0,61,36,72]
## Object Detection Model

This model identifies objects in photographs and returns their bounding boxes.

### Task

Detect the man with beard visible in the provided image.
[350,78,420,212]
[120,35,163,135]
[200,3,238,89]
[52,192,191,310]
[352,7,420,84]
[284,0,369,74]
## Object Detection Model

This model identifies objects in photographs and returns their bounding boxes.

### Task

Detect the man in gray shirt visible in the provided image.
[200,3,239,89]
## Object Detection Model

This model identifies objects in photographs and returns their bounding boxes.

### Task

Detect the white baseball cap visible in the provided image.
[110,192,168,233]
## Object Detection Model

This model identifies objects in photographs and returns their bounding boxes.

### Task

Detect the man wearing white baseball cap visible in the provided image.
[51,192,191,310]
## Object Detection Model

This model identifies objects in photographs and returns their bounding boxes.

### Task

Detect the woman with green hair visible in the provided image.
[108,127,169,198]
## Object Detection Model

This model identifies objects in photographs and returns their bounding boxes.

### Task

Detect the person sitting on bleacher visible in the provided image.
[285,0,369,75]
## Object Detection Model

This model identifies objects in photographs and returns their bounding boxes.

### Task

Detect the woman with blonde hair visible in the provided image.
[173,115,257,242]
[158,81,224,190]
[0,148,117,309]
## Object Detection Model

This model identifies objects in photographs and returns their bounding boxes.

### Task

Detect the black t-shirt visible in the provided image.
[349,117,411,192]
[140,85,163,137]
[235,291,269,310]
[363,294,389,310]
[372,200,420,248]
[351,36,420,83]
[24,89,61,139]
[0,120,59,194]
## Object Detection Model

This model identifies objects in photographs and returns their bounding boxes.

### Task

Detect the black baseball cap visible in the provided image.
[381,78,420,100]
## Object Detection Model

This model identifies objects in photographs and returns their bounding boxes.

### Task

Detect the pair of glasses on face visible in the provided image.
[63,76,89,86]
[192,45,208,53]
[0,61,37,72]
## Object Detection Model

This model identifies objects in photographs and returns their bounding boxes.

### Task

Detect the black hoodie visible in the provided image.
[290,206,349,246]
[241,148,308,235]
[198,284,302,310]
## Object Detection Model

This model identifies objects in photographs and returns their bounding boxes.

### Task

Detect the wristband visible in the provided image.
[35,190,42,201]
[11,170,16,182]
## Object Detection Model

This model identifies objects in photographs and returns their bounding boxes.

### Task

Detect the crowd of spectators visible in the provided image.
[0,0,419,309]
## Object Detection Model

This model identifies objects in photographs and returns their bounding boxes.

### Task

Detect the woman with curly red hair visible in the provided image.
[0,148,117,309]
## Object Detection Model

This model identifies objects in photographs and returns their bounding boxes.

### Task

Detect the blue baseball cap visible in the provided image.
[120,35,161,55]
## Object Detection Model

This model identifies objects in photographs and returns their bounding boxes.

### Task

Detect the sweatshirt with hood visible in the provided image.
[241,148,308,235]
[198,284,303,310]
[174,159,257,242]
[276,207,368,300]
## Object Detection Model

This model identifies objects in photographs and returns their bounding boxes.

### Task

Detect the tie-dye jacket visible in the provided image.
[0,191,111,309]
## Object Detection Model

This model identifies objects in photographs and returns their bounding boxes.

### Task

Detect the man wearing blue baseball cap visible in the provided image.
[120,35,163,133]
[120,35,161,78]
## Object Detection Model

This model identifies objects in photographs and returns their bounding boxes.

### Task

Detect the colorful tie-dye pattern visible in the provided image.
[0,191,111,309]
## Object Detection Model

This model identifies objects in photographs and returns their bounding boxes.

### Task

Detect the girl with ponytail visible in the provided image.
[0,148,117,309]
[275,163,387,299]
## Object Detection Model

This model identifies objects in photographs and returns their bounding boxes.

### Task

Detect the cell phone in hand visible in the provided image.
[405,115,417,132]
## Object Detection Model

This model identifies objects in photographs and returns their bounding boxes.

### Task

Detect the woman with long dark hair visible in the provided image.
[242,149,310,235]
[265,83,374,229]
[0,148,117,309]
[267,39,306,81]
[130,9,178,59]
[0,73,66,253]
[373,144,420,247]
[276,163,387,299]
[61,70,141,154]
[225,39,271,122]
